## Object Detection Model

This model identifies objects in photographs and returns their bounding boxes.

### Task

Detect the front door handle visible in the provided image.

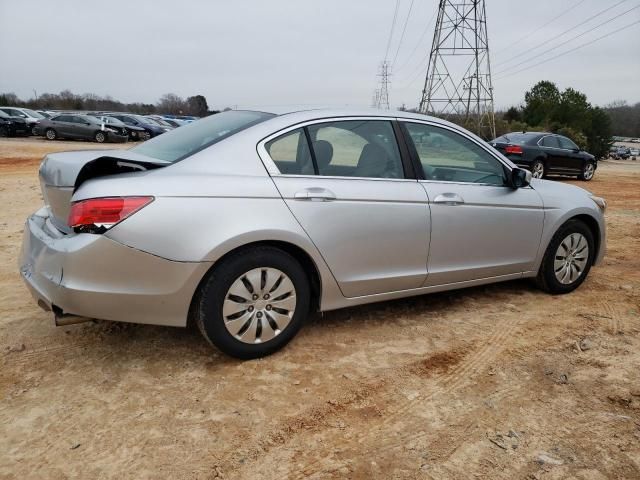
[433,193,464,205]
[294,187,336,201]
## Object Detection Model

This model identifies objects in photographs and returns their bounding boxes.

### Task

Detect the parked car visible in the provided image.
[610,146,631,160]
[0,110,30,137]
[629,148,639,159]
[160,118,187,128]
[102,113,168,139]
[0,107,46,135]
[145,116,175,130]
[35,114,128,143]
[490,132,597,181]
[20,109,606,359]
[93,115,147,141]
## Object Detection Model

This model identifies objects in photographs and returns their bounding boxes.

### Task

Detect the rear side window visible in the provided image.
[307,120,404,179]
[264,120,405,179]
[403,122,507,186]
[265,128,314,175]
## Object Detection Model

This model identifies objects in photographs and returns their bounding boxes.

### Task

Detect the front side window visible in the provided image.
[558,136,578,150]
[403,122,507,186]
[541,136,560,148]
[307,120,404,179]
[265,128,314,175]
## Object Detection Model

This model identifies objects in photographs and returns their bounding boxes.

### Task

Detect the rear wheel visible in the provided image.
[531,159,545,179]
[194,246,310,359]
[94,131,107,143]
[579,161,595,181]
[140,130,151,141]
[536,219,594,294]
[45,128,57,140]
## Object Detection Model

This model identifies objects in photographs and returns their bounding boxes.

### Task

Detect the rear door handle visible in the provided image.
[294,187,336,201]
[433,193,464,205]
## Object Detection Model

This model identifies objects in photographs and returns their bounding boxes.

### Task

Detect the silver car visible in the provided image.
[20,109,607,358]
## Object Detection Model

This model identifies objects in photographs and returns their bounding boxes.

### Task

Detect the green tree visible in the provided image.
[523,81,560,126]
[186,95,209,117]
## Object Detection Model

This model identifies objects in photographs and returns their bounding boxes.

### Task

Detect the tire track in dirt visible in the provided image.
[600,301,625,335]
[227,314,524,480]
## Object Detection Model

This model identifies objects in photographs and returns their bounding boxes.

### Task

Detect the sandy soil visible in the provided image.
[0,138,638,479]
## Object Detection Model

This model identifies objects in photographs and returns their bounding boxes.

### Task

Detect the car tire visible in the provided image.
[140,131,151,141]
[94,131,107,143]
[531,159,545,179]
[579,161,595,181]
[193,246,310,359]
[31,126,38,136]
[45,128,57,140]
[535,219,594,294]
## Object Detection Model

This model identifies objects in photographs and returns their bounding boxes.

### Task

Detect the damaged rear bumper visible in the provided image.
[19,207,212,327]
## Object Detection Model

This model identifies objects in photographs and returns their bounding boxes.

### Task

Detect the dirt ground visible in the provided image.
[0,137,638,479]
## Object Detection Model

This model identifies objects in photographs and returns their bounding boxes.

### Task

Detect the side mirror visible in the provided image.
[572,147,580,153]
[511,167,532,188]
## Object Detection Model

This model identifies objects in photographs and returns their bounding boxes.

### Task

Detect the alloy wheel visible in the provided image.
[554,233,589,285]
[222,267,296,344]
[532,162,544,179]
[583,163,594,180]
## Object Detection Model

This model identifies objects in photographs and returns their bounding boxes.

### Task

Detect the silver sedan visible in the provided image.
[20,109,607,358]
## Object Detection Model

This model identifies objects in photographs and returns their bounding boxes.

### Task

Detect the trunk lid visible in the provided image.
[39,149,169,233]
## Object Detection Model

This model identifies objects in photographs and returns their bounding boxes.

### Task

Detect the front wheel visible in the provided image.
[94,131,107,143]
[536,220,594,294]
[45,128,57,140]
[531,159,545,179]
[579,161,595,181]
[193,246,310,359]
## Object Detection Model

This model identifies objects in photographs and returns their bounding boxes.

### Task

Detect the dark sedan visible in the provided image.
[491,132,597,181]
[102,113,169,139]
[93,115,147,141]
[36,114,129,143]
[0,110,30,137]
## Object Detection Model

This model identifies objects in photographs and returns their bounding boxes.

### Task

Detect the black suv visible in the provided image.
[491,132,597,181]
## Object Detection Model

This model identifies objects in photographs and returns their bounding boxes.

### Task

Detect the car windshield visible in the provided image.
[494,133,535,145]
[132,110,275,162]
[22,108,45,119]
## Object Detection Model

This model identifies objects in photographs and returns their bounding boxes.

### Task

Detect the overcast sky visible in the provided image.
[1,0,638,111]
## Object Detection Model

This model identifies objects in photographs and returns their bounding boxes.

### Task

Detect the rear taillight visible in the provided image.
[504,145,523,155]
[68,196,153,233]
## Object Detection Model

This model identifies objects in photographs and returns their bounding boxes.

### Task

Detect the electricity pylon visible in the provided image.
[418,0,495,139]
[375,61,391,110]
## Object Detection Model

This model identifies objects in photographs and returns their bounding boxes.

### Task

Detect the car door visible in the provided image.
[261,118,431,298]
[556,135,583,171]
[400,121,544,286]
[539,135,562,171]
[51,115,73,136]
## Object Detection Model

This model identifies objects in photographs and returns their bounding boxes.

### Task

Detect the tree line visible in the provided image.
[0,91,217,117]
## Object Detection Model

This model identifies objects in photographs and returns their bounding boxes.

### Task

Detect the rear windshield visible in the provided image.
[494,133,537,145]
[132,110,275,162]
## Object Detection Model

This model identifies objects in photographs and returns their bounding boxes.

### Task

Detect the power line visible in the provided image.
[494,19,640,81]
[394,3,439,74]
[493,0,629,68]
[392,0,416,67]
[384,0,401,60]
[492,0,587,55]
[494,3,640,76]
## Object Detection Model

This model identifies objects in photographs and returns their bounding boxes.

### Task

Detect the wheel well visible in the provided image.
[187,241,322,326]
[569,214,601,263]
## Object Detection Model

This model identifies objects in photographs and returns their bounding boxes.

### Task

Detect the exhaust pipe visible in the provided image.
[54,314,92,326]
[52,306,92,326]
